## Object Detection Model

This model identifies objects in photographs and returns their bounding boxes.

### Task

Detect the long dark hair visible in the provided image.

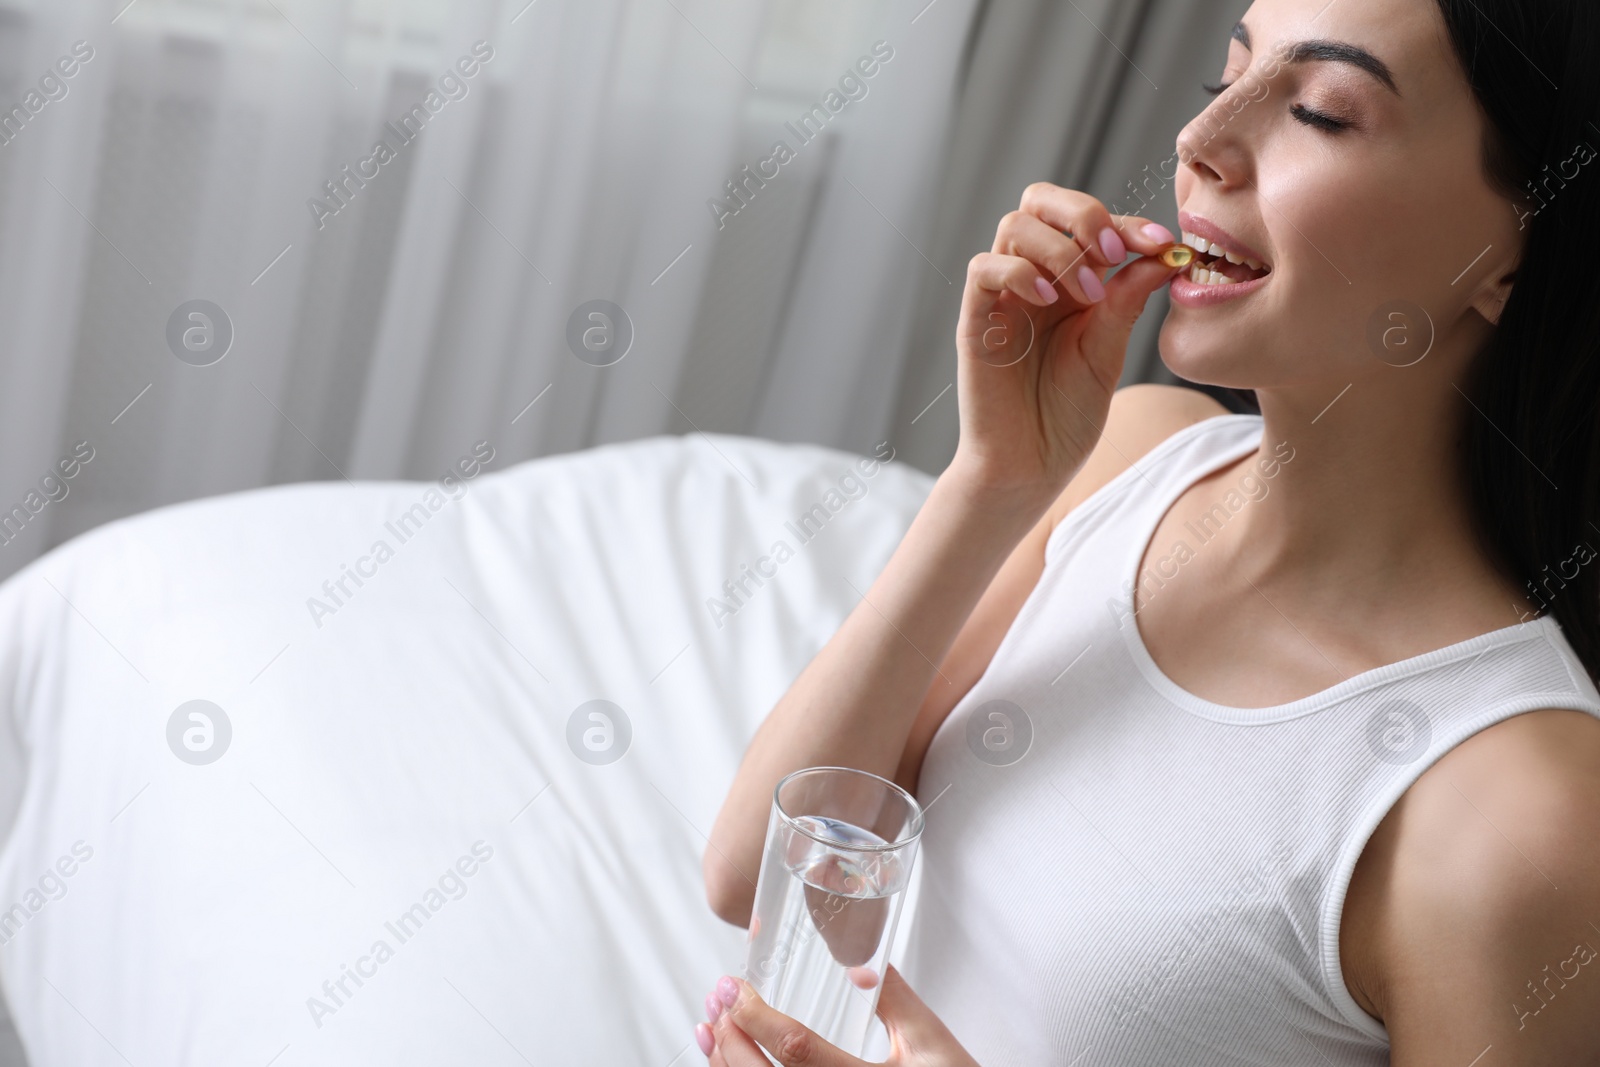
[1203,2,1600,682]
[1436,0,1600,684]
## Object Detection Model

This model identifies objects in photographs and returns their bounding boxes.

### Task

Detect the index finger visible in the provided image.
[1017,182,1177,264]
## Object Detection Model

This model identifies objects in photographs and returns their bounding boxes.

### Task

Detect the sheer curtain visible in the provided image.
[0,0,1246,580]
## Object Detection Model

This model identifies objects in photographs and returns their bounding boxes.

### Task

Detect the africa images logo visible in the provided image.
[305,841,495,1029]
[166,700,232,765]
[706,41,895,230]
[166,300,234,366]
[307,41,495,231]
[566,699,632,765]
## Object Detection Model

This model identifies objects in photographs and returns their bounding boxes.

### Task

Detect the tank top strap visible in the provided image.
[1045,413,1266,567]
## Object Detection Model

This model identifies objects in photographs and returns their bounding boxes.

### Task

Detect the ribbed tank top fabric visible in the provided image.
[899,413,1600,1066]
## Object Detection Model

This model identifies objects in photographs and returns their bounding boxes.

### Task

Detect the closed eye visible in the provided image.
[1289,103,1349,132]
[1200,82,1351,133]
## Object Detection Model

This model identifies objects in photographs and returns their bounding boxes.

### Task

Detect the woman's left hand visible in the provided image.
[695,966,980,1066]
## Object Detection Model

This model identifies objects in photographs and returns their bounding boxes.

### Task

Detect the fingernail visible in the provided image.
[1141,223,1176,244]
[1078,266,1106,303]
[704,992,723,1023]
[716,975,739,1007]
[694,1022,714,1057]
[1099,228,1127,263]
[1033,276,1059,304]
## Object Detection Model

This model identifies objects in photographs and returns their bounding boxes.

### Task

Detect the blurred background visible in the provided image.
[0,0,1249,581]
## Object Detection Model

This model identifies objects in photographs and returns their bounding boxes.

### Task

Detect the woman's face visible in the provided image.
[1159,0,1523,392]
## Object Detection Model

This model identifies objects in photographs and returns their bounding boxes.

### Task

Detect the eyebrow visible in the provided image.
[1232,21,1400,95]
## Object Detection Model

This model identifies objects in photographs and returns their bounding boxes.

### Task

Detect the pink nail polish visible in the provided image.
[1078,266,1106,303]
[1033,276,1059,304]
[1099,228,1127,263]
[1141,223,1176,244]
[695,1022,714,1057]
[705,992,722,1023]
[716,975,739,1007]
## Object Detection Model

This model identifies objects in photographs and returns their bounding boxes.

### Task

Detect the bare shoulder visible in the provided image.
[1345,708,1600,1065]
[1045,383,1232,526]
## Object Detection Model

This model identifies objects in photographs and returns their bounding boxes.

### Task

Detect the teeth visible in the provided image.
[1180,230,1267,272]
[1188,264,1238,286]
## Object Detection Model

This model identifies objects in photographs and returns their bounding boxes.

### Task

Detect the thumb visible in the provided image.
[717,977,862,1067]
[1077,256,1180,363]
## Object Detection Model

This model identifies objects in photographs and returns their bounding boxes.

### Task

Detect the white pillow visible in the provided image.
[0,435,931,1066]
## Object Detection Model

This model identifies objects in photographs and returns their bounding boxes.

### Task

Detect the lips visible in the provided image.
[1167,210,1272,303]
[1169,268,1269,307]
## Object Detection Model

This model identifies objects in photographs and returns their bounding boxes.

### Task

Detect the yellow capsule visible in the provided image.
[1157,244,1195,269]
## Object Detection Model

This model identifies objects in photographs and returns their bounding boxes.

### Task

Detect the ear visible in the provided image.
[1471,263,1516,326]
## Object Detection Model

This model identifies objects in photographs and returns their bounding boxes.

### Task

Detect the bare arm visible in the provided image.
[701,462,1037,925]
[703,372,1224,925]
[1345,709,1600,1065]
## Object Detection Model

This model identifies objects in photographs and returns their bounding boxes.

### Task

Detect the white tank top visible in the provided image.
[901,413,1600,1066]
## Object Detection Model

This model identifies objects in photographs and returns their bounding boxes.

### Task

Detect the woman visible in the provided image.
[697,0,1600,1062]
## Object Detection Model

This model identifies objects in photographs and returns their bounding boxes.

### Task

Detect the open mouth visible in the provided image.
[1179,230,1271,286]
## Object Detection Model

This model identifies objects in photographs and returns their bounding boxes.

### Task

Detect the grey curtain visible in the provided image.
[0,0,1249,584]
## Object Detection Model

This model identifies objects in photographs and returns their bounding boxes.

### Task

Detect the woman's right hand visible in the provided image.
[951,184,1184,504]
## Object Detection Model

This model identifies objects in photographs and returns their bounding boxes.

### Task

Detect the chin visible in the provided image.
[1155,318,1271,391]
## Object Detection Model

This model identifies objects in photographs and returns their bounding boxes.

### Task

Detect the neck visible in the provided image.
[1231,368,1533,622]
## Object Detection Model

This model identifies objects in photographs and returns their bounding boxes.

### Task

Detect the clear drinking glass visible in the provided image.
[743,766,925,1057]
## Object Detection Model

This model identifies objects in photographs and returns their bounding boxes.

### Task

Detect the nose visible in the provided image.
[1175,94,1253,189]
[1181,143,1226,185]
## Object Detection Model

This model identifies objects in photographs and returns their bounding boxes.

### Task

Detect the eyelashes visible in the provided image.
[1289,103,1349,132]
[1200,81,1350,132]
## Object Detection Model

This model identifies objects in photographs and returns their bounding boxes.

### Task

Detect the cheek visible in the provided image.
[1257,159,1381,284]
[1277,162,1496,357]
[1257,161,1416,326]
